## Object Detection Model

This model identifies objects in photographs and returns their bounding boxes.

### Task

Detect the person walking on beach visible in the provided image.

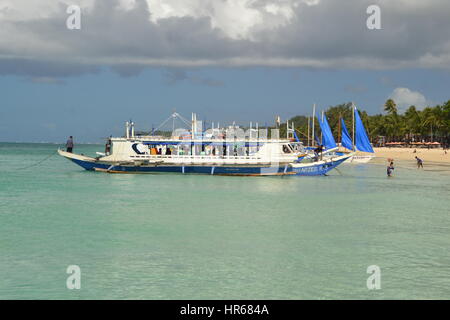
[66,136,74,153]
[387,161,394,177]
[415,156,423,169]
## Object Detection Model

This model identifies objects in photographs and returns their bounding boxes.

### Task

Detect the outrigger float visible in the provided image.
[58,113,352,176]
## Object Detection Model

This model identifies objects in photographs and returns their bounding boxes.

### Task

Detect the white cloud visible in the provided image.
[389,87,428,112]
[0,0,95,21]
[117,0,137,11]
[146,0,315,40]
[0,0,450,76]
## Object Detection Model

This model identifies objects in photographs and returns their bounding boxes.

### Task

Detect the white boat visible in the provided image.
[58,113,352,176]
[344,154,375,163]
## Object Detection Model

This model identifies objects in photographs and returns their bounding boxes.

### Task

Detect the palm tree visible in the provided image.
[404,106,421,140]
[383,99,401,141]
[324,102,352,140]
[422,107,445,142]
[384,99,398,115]
[443,101,450,140]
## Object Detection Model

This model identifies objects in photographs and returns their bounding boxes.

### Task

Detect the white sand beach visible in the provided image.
[373,147,450,164]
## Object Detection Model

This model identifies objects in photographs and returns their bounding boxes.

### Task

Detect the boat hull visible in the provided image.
[290,155,350,176]
[344,155,374,164]
[59,150,351,176]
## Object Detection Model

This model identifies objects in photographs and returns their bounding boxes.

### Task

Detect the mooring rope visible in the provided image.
[17,150,59,170]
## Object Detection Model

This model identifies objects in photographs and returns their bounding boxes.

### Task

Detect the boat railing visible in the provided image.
[129,154,264,161]
[127,154,297,165]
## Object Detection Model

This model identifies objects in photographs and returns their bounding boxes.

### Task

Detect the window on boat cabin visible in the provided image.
[288,143,299,152]
[282,144,292,154]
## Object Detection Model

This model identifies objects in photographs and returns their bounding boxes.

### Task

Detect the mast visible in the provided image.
[312,104,316,147]
[291,121,295,140]
[306,117,310,147]
[321,110,324,145]
[352,103,356,151]
[172,113,175,133]
[286,120,289,139]
[307,116,310,147]
[125,121,130,139]
[338,114,341,144]
[191,113,198,138]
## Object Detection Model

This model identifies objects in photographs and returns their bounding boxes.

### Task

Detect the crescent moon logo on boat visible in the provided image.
[132,143,146,155]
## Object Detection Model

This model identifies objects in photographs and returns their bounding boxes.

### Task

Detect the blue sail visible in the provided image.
[319,115,337,149]
[293,129,300,142]
[340,118,353,151]
[314,134,321,146]
[354,108,374,153]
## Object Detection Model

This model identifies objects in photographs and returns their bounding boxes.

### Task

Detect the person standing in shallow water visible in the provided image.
[66,136,74,153]
[387,161,394,177]
[415,156,423,169]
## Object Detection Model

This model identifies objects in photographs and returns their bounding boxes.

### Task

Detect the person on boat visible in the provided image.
[66,136,74,153]
[105,137,111,155]
[314,145,324,161]
[387,161,394,177]
[415,156,423,169]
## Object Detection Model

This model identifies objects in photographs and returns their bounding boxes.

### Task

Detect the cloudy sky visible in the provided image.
[1,0,449,142]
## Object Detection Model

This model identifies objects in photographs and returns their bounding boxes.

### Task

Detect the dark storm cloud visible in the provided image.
[163,69,224,86]
[0,58,100,77]
[0,0,449,78]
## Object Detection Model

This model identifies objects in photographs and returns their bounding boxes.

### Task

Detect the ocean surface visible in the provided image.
[1,142,450,299]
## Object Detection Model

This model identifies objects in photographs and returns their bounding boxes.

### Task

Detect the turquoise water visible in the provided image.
[1,142,450,299]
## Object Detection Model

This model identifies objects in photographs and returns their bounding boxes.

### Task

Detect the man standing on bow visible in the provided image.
[66,136,74,153]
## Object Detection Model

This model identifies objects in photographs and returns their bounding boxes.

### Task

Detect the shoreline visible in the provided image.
[369,147,450,173]
[372,147,449,164]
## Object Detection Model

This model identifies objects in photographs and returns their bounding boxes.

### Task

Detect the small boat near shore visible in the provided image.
[58,113,352,176]
[343,153,375,164]
[339,104,375,164]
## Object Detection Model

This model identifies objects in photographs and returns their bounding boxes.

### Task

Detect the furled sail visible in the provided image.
[340,118,353,151]
[319,115,337,149]
[354,109,374,153]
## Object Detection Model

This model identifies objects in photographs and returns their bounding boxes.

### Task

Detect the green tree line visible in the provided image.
[280,100,450,146]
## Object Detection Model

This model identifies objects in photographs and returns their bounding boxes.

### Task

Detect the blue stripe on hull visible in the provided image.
[69,158,346,176]
[70,159,283,175]
[71,159,109,171]
[292,158,347,176]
